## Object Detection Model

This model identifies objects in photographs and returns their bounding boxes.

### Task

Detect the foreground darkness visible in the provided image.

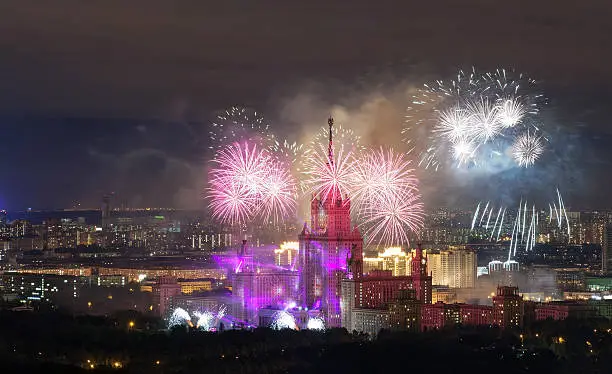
[2,310,612,373]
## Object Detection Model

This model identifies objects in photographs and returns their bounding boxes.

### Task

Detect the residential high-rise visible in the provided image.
[411,244,432,303]
[428,247,477,288]
[492,286,522,329]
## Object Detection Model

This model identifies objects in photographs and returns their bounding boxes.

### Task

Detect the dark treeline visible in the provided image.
[1,310,612,373]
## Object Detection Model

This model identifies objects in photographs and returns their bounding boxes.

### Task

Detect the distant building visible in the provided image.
[274,241,299,268]
[428,247,477,288]
[431,285,457,304]
[421,302,493,331]
[231,245,300,325]
[535,301,596,321]
[603,225,612,274]
[362,247,411,276]
[177,279,213,294]
[492,286,522,329]
[388,289,421,332]
[152,276,181,317]
[297,118,364,327]
[351,308,391,336]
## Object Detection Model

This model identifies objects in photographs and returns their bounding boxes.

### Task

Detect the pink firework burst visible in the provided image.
[208,141,296,225]
[352,148,419,214]
[353,148,424,246]
[258,161,298,223]
[301,142,355,203]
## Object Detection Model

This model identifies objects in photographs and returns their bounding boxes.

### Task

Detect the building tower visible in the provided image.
[411,244,432,304]
[298,117,363,327]
[492,285,523,328]
[602,225,612,274]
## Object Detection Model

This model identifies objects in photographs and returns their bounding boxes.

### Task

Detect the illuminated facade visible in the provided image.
[492,286,522,328]
[231,269,300,324]
[178,279,213,294]
[421,302,493,330]
[152,276,181,317]
[362,247,411,276]
[298,117,363,327]
[428,247,476,288]
[388,289,421,331]
[274,241,299,268]
[357,270,412,309]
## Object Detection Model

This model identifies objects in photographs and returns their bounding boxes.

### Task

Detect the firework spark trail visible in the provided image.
[497,97,526,128]
[489,207,502,240]
[497,208,506,241]
[351,147,420,211]
[471,202,481,231]
[479,201,490,226]
[467,98,502,143]
[557,188,571,236]
[509,218,517,261]
[209,106,273,152]
[269,139,304,166]
[475,189,570,260]
[404,68,547,170]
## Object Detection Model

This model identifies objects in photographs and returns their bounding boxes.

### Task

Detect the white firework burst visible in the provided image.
[496,97,526,128]
[512,132,544,167]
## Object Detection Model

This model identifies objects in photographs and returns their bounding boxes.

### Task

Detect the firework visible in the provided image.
[168,308,192,329]
[259,161,298,223]
[466,98,502,142]
[470,189,571,260]
[269,139,304,166]
[306,317,325,331]
[404,68,546,170]
[208,142,297,225]
[512,131,544,167]
[270,310,298,330]
[208,142,268,225]
[193,310,215,331]
[351,148,424,246]
[209,106,274,151]
[301,141,355,203]
[497,97,526,128]
[359,190,424,247]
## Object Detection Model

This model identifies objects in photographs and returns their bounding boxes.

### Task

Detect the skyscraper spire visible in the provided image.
[328,116,334,166]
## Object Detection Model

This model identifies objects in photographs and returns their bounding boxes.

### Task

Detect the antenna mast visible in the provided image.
[328,117,334,166]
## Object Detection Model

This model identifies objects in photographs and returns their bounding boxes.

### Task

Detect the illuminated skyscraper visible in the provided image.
[298,117,363,327]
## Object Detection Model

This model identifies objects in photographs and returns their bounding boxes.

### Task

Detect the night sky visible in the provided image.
[0,1,611,211]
